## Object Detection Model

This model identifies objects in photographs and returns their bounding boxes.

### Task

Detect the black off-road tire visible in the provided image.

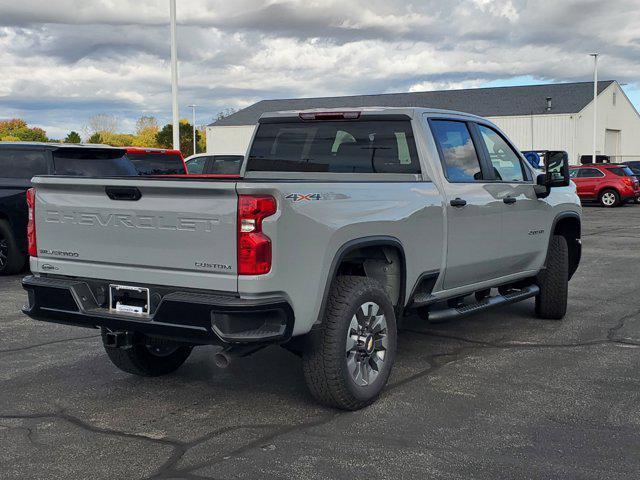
[0,219,26,275]
[302,276,397,410]
[102,330,193,376]
[598,189,620,208]
[535,235,569,320]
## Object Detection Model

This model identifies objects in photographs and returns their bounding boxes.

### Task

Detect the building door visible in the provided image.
[605,129,621,161]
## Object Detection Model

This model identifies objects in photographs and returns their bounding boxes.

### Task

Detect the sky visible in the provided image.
[1,0,639,140]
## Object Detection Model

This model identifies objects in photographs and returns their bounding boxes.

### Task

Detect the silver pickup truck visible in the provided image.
[22,107,581,410]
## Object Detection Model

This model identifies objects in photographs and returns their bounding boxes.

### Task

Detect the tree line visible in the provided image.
[0,109,236,157]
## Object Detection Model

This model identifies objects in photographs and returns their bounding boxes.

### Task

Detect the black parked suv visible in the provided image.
[0,142,138,275]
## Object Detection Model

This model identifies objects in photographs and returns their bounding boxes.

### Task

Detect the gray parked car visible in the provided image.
[22,108,581,410]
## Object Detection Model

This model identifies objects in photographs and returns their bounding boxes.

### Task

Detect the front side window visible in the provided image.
[247,120,420,174]
[186,156,208,174]
[477,125,525,182]
[430,120,483,182]
[0,149,48,179]
[569,169,579,178]
[628,165,640,175]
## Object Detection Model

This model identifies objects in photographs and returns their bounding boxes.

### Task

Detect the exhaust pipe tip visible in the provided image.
[214,351,231,369]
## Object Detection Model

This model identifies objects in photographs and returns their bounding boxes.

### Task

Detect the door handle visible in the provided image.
[450,198,467,207]
[503,196,517,204]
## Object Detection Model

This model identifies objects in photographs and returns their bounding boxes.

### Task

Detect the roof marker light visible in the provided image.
[299,111,361,121]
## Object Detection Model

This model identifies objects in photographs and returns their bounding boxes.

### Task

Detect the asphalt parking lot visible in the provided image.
[1,206,639,480]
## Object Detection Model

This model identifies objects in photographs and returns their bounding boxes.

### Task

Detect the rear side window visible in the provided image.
[53,149,138,176]
[430,120,483,182]
[207,155,243,174]
[0,149,48,179]
[608,167,634,177]
[127,153,185,175]
[576,168,604,178]
[247,120,420,174]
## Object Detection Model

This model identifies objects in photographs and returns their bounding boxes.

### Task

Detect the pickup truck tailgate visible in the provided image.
[31,177,238,292]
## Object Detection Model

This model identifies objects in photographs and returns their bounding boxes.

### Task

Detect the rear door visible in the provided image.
[429,119,504,289]
[32,177,238,291]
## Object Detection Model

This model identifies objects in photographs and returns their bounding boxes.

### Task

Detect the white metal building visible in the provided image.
[206,81,640,165]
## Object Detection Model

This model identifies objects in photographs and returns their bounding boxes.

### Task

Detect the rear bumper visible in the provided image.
[22,275,294,345]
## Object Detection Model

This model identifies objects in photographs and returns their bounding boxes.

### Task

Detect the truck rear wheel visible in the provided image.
[302,276,397,410]
[535,235,568,320]
[0,220,26,276]
[102,330,193,376]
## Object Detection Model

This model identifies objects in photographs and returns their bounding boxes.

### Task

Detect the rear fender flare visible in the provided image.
[315,236,407,325]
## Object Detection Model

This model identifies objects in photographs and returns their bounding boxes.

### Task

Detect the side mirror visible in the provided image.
[535,151,570,198]
[545,151,571,187]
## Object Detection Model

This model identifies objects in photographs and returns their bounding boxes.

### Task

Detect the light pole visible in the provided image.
[589,53,599,164]
[170,0,179,151]
[188,104,197,155]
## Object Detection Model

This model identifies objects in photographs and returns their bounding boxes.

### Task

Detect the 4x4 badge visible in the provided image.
[285,193,322,202]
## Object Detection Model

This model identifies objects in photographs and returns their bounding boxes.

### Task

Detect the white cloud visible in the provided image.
[0,0,639,136]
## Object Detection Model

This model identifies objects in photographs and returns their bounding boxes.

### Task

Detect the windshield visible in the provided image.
[126,153,185,175]
[53,148,137,176]
[247,120,420,174]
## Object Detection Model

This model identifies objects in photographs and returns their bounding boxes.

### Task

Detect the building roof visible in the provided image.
[211,81,615,126]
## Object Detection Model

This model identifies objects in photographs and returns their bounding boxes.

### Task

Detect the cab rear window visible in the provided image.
[127,153,186,175]
[53,148,138,176]
[247,120,420,174]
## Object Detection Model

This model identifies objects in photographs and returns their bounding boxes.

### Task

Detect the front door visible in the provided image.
[428,119,505,290]
[474,124,548,275]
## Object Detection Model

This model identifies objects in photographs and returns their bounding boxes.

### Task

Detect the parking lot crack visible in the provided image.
[159,413,341,478]
[0,410,185,449]
[607,308,640,345]
[0,334,100,355]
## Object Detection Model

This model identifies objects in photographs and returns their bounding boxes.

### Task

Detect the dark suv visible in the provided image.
[0,142,138,275]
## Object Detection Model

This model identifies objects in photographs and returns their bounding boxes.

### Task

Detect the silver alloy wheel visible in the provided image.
[346,301,388,387]
[0,237,7,270]
[601,191,616,206]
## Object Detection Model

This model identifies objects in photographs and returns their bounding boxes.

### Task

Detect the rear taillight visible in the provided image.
[237,195,276,275]
[623,177,634,187]
[26,188,37,257]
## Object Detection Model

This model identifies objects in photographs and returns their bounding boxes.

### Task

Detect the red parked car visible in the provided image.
[569,164,640,207]
[124,147,187,175]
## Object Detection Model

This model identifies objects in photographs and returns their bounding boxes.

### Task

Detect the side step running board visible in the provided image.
[427,285,540,323]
